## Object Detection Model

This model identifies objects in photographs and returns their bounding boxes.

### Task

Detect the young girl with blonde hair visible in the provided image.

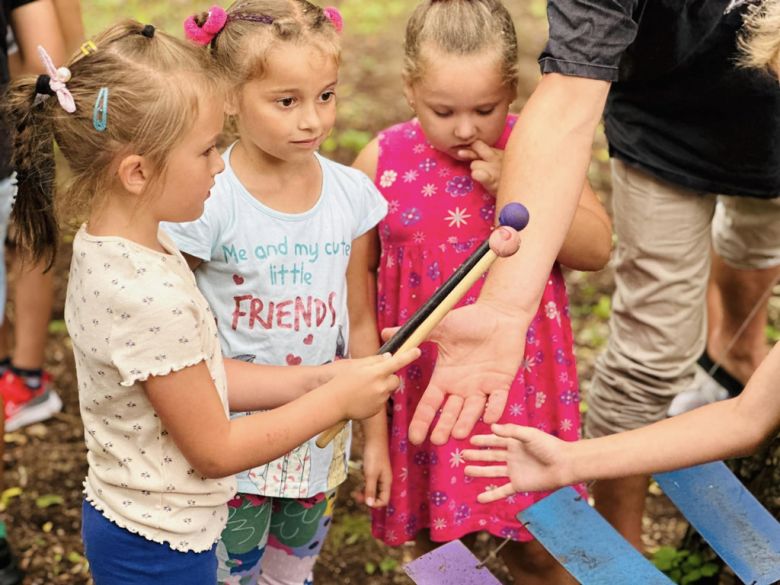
[169,2,394,582]
[3,19,418,584]
[352,1,612,582]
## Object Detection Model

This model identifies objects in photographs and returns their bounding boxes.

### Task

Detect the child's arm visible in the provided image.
[557,182,612,272]
[223,358,344,412]
[462,141,611,272]
[145,349,421,479]
[51,0,84,55]
[346,228,392,508]
[351,138,393,508]
[462,341,780,500]
[10,0,66,73]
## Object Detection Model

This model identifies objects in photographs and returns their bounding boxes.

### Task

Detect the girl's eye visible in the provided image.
[278,98,296,108]
[433,111,452,118]
[320,91,335,102]
[203,145,217,156]
[477,108,496,116]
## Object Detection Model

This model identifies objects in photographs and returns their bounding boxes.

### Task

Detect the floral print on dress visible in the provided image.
[371,116,583,547]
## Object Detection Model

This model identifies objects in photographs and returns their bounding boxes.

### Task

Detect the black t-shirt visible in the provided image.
[540,0,780,199]
[1,0,38,179]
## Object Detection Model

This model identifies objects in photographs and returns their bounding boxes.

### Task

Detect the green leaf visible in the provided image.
[681,569,702,584]
[35,494,64,508]
[67,552,84,564]
[700,563,719,577]
[669,568,682,583]
[364,562,377,575]
[48,320,68,334]
[337,128,373,153]
[653,558,673,572]
[379,557,398,573]
[320,136,338,153]
[0,487,22,510]
[592,295,612,320]
[652,546,677,563]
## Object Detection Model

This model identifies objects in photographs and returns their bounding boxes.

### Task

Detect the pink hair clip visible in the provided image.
[35,46,76,113]
[323,7,343,35]
[184,6,228,46]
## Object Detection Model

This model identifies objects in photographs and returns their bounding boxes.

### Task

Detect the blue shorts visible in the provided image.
[82,500,218,585]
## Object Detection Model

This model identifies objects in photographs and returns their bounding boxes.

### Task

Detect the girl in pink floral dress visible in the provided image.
[352,0,612,582]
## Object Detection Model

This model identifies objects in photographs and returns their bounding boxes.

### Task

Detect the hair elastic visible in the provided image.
[323,7,343,35]
[141,24,155,38]
[184,7,228,46]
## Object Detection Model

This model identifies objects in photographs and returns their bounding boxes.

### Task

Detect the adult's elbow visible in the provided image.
[589,241,613,271]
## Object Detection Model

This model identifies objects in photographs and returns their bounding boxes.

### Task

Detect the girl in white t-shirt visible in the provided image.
[3,20,418,584]
[167,3,391,582]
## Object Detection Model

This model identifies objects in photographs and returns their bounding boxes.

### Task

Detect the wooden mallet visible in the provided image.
[315,202,530,448]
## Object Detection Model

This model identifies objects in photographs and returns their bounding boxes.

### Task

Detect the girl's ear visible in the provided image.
[117,154,149,197]
[402,74,416,112]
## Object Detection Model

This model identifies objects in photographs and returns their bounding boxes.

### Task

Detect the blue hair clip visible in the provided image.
[93,87,108,132]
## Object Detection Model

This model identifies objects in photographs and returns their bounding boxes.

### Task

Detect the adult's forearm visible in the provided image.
[481,74,610,318]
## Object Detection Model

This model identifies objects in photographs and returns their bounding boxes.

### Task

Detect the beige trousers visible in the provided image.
[586,159,780,438]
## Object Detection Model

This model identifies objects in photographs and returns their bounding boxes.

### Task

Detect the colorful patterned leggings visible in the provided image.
[216,490,336,585]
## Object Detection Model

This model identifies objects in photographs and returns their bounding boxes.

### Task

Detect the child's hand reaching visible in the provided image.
[458,139,504,196]
[462,424,575,502]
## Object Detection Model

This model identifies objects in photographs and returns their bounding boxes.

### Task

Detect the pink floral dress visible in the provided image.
[370,116,583,545]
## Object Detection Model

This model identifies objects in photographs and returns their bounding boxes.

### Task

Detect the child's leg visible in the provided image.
[216,494,273,585]
[10,260,53,373]
[258,490,337,585]
[500,539,577,585]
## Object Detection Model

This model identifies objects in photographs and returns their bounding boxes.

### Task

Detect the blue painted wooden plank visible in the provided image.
[654,461,780,585]
[404,540,503,585]
[518,487,673,585]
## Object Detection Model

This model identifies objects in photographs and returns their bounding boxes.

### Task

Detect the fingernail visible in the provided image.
[499,227,511,240]
[366,498,374,507]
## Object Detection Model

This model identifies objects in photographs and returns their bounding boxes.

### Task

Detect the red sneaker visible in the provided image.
[1,370,62,432]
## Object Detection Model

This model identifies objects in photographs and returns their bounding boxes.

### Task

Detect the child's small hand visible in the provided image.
[362,439,392,508]
[462,424,574,502]
[458,139,504,196]
[334,349,421,421]
[318,359,350,386]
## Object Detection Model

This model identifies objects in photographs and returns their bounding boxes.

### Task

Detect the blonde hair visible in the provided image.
[2,19,222,269]
[740,0,780,76]
[404,0,518,86]
[193,0,342,89]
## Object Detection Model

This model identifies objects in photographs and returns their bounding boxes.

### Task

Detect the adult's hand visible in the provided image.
[410,301,528,446]
[383,226,527,446]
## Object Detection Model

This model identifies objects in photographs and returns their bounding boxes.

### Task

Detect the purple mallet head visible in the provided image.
[498,203,530,231]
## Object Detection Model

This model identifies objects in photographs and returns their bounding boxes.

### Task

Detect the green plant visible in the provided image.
[651,547,719,584]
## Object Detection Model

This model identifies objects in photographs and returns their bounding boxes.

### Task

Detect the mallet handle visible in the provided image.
[315,243,498,449]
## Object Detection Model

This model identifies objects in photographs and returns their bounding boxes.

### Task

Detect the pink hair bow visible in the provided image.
[36,46,76,113]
